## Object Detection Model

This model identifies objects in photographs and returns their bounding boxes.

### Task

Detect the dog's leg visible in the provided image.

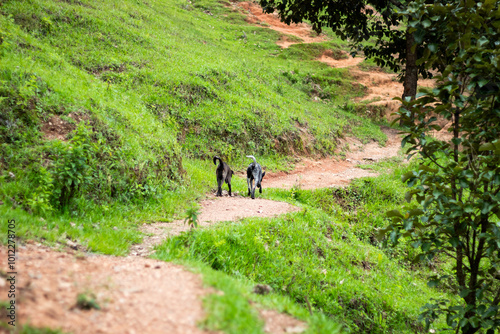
[247,177,251,196]
[226,172,232,197]
[251,178,256,199]
[258,171,265,194]
[249,178,255,199]
[217,177,223,196]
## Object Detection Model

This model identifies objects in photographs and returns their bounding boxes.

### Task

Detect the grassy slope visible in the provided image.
[155,160,454,333]
[0,0,385,254]
[0,0,453,333]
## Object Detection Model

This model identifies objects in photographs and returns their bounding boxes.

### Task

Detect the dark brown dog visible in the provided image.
[213,156,234,196]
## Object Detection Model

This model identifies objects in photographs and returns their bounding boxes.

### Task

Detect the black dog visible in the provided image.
[213,156,234,197]
[246,155,266,199]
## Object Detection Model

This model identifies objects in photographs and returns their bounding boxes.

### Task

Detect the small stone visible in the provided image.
[253,284,272,295]
[285,326,306,333]
[66,240,78,250]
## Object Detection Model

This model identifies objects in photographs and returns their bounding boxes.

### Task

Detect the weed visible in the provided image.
[75,292,100,310]
[76,292,101,310]
[184,204,200,228]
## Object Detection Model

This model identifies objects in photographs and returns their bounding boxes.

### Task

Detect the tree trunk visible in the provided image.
[400,28,418,125]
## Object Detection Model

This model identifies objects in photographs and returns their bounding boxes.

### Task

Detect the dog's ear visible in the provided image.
[262,171,266,178]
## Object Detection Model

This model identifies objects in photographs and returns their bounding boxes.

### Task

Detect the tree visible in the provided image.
[258,0,433,103]
[383,0,500,333]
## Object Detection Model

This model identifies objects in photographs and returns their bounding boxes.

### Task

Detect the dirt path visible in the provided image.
[130,196,301,257]
[235,1,326,47]
[0,244,215,334]
[264,126,401,190]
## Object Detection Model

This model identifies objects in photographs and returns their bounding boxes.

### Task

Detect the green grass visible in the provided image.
[0,0,387,254]
[0,323,66,334]
[157,255,343,333]
[0,0,458,332]
[154,161,456,333]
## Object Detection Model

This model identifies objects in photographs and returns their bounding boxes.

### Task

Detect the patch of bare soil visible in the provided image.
[315,50,364,68]
[0,244,214,334]
[351,69,436,121]
[41,112,90,141]
[264,126,401,190]
[130,194,301,257]
[258,309,306,334]
[235,1,325,47]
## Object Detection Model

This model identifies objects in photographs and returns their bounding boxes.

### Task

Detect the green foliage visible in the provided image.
[156,195,449,333]
[385,1,500,333]
[76,292,101,310]
[184,204,200,228]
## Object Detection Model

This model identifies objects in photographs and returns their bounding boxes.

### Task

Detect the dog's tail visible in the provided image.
[246,155,257,164]
[213,156,223,166]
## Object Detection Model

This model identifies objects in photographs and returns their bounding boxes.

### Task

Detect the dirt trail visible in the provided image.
[264,126,401,190]
[130,196,301,257]
[316,51,365,68]
[235,2,326,47]
[0,244,214,334]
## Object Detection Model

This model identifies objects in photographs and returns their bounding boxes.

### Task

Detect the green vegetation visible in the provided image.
[0,0,384,255]
[386,1,500,333]
[0,0,482,333]
[155,161,456,333]
[75,292,101,310]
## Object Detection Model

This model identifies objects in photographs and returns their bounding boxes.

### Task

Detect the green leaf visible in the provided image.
[408,209,424,217]
[402,171,415,182]
[469,316,479,328]
[421,19,431,28]
[422,242,431,252]
[479,140,500,154]
[414,28,425,44]
[386,210,404,218]
[427,278,439,287]
[478,78,489,88]
[477,36,489,47]
[419,165,438,173]
[464,205,474,213]
[375,227,390,241]
[459,288,471,298]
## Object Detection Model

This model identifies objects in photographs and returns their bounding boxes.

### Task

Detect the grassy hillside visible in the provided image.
[0,0,385,250]
[156,160,455,333]
[0,0,454,333]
